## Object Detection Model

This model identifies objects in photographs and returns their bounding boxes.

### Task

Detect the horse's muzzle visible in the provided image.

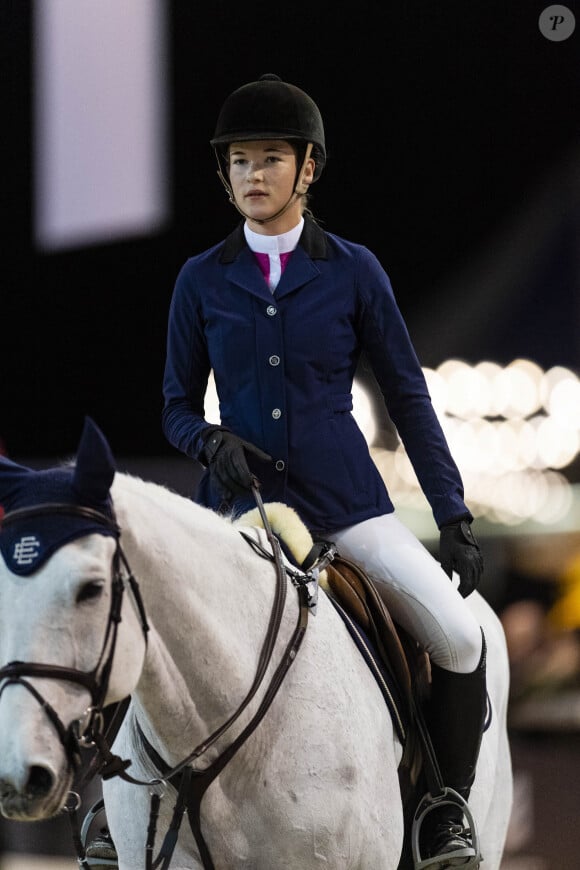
[0,762,72,821]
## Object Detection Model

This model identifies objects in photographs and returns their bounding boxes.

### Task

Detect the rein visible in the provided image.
[0,487,324,870]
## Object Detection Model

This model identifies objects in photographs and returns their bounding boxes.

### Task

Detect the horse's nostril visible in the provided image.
[25,765,54,798]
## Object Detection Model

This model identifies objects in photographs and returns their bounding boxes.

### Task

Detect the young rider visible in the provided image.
[162,74,486,868]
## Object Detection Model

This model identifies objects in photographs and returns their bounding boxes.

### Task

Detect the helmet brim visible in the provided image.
[211,130,315,147]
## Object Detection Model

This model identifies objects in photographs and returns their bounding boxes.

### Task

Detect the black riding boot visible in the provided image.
[419,634,487,869]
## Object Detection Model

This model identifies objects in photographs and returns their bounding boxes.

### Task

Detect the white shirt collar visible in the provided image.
[244,217,304,254]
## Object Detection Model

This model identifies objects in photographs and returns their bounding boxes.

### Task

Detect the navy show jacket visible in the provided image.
[162,216,470,534]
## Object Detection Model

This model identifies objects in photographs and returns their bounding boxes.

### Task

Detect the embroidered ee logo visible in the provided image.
[13,536,41,566]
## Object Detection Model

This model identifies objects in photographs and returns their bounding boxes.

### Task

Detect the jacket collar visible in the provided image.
[219,215,329,301]
[219,214,329,264]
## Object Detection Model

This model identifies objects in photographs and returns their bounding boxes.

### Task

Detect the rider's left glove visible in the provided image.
[439,519,483,598]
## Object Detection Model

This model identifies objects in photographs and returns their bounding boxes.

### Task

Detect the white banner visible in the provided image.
[34,0,168,250]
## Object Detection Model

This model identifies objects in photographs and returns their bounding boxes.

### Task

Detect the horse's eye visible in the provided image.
[76,581,105,604]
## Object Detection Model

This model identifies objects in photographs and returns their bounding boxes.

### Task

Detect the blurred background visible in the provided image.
[2,0,579,867]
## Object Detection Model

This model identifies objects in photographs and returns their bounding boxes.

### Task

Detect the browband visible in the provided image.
[1,503,120,535]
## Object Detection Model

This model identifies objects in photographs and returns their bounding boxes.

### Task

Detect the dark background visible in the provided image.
[1,5,580,866]
[3,0,579,459]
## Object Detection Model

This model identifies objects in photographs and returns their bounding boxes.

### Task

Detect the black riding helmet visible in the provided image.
[211,73,326,203]
[211,73,326,179]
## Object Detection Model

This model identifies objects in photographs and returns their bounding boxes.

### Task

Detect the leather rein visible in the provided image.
[0,487,326,870]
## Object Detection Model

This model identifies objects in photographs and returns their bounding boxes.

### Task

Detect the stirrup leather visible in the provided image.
[411,788,482,870]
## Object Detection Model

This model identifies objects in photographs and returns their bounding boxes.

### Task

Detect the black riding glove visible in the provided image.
[201,428,272,498]
[439,518,483,598]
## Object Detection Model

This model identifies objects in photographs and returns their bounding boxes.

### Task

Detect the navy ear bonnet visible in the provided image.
[0,418,118,576]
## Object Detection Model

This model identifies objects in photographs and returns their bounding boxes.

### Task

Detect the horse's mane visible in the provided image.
[112,471,194,512]
[111,472,318,575]
[110,471,236,543]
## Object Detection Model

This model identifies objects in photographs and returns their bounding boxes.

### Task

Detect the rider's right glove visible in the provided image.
[201,428,272,498]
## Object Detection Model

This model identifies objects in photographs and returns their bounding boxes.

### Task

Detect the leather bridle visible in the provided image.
[0,489,329,870]
[0,504,149,771]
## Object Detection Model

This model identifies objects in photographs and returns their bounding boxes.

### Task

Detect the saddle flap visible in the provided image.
[325,555,419,707]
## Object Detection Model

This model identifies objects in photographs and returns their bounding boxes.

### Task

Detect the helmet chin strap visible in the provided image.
[215,143,314,226]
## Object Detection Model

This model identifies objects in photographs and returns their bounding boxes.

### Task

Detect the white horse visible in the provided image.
[0,424,512,869]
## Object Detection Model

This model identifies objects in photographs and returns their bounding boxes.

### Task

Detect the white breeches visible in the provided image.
[331,513,483,673]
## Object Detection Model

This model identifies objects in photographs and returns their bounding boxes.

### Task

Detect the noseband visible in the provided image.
[0,504,149,768]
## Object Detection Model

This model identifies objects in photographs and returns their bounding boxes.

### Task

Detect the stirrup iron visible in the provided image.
[80,798,119,868]
[411,787,482,870]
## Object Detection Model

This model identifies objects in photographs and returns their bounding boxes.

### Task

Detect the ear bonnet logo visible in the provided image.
[13,535,41,567]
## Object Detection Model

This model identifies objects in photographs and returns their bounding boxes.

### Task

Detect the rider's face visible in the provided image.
[228,140,313,234]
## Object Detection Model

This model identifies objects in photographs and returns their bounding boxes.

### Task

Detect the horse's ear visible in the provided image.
[72,417,116,504]
[0,456,33,507]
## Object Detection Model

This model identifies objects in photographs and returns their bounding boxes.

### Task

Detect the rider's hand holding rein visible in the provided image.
[201,428,272,497]
[439,518,484,598]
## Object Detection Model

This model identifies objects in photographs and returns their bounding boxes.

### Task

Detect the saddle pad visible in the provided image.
[327,592,408,744]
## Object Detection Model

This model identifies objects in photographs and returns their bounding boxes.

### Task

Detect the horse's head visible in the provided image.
[0,419,147,820]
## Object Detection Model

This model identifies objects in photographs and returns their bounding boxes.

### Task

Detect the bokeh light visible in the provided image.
[371,358,580,527]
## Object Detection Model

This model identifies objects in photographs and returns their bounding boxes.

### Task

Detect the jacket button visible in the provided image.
[275,460,285,471]
[272,408,281,419]
[266,305,277,316]
[269,355,280,366]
